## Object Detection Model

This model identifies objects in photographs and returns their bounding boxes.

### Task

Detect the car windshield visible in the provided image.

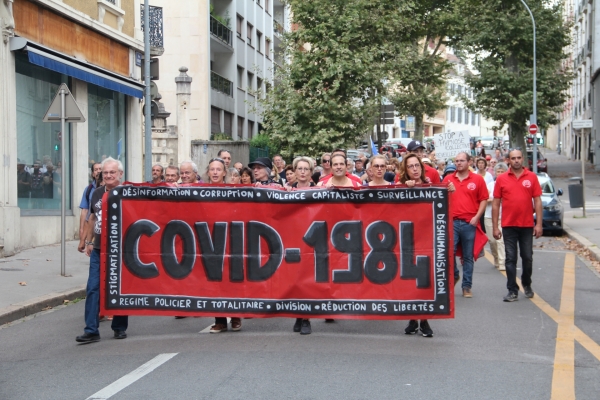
[537,176,555,194]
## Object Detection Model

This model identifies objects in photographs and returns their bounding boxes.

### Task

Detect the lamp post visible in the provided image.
[144,0,152,181]
[519,0,537,173]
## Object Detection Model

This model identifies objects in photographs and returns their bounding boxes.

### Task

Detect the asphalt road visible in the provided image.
[1,237,599,400]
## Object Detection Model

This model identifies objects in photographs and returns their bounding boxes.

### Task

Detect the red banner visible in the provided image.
[100,184,454,320]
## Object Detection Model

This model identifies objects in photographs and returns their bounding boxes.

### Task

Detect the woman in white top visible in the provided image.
[368,155,392,186]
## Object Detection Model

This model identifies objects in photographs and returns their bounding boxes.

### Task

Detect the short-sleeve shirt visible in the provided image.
[79,181,97,210]
[493,168,542,228]
[443,171,488,221]
[89,187,105,250]
[424,164,441,184]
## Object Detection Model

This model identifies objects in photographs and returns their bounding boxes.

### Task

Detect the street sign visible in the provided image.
[43,84,85,122]
[528,124,538,135]
[573,119,593,129]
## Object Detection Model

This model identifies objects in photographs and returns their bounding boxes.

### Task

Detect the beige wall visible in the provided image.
[63,0,135,38]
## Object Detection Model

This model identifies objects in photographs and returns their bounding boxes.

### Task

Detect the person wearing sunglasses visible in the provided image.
[320,153,332,176]
[368,155,392,186]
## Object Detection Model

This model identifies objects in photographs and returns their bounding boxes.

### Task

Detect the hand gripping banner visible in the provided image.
[100,185,454,320]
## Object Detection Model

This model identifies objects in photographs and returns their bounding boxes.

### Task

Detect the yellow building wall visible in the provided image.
[63,0,135,38]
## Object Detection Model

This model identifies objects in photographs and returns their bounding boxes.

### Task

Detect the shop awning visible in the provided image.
[10,37,144,99]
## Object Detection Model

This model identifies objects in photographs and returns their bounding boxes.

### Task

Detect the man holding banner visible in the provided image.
[76,158,129,343]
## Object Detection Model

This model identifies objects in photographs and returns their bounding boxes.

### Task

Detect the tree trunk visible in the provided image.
[413,114,424,142]
[508,122,526,153]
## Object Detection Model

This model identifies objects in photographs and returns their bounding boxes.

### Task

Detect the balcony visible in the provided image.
[273,20,284,36]
[210,16,232,47]
[211,71,233,97]
[140,5,164,53]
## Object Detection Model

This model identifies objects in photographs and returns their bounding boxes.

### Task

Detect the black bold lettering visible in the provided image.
[161,220,196,279]
[194,222,227,281]
[399,222,431,288]
[247,221,283,281]
[331,221,363,283]
[364,221,398,284]
[123,220,160,278]
[229,222,244,282]
[302,221,329,282]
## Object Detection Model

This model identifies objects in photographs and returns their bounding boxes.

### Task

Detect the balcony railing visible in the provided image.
[210,16,232,47]
[140,5,164,49]
[273,20,284,36]
[211,71,233,97]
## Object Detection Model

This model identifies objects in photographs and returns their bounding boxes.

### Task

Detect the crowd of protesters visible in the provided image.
[75,142,542,342]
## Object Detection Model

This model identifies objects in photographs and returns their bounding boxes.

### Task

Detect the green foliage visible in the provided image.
[211,133,233,141]
[260,0,415,158]
[455,0,572,149]
[250,133,281,156]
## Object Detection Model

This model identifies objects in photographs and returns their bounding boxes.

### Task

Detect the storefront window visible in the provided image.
[15,53,71,213]
[88,84,126,177]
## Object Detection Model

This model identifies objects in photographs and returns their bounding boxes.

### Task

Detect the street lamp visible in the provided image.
[519,0,537,173]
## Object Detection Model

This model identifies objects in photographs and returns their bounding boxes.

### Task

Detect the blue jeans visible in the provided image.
[453,219,476,289]
[84,249,128,334]
[502,227,534,294]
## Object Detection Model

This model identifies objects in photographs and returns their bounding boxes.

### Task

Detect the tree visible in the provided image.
[260,0,415,158]
[455,0,572,150]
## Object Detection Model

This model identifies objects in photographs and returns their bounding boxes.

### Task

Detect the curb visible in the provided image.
[563,224,600,262]
[0,285,86,326]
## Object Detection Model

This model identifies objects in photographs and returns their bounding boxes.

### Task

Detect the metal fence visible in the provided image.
[211,71,233,97]
[249,146,269,162]
[140,5,164,48]
[210,16,232,46]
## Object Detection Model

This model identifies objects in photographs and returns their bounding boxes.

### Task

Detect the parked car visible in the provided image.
[534,173,564,235]
[479,136,495,149]
[527,149,547,173]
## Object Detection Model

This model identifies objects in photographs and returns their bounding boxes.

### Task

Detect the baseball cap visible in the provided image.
[407,140,426,152]
[444,164,456,174]
[248,157,273,170]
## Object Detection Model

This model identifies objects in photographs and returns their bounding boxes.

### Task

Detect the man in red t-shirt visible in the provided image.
[406,140,441,183]
[492,148,542,302]
[319,149,362,185]
[443,151,488,297]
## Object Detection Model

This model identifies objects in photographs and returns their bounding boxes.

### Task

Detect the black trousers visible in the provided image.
[502,227,534,294]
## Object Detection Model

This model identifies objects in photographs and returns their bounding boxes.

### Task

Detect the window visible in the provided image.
[247,23,253,46]
[224,111,233,136]
[88,83,127,179]
[247,72,254,91]
[265,0,270,12]
[457,107,462,124]
[465,109,469,124]
[265,39,271,58]
[248,120,255,139]
[471,111,476,125]
[447,108,451,120]
[450,83,455,94]
[457,85,462,95]
[211,107,221,133]
[237,66,244,89]
[238,116,244,138]
[15,53,72,213]
[236,15,243,38]
[257,78,263,98]
[257,31,263,53]
[450,106,455,122]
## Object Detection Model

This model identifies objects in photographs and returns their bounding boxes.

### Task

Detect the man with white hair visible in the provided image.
[76,157,129,343]
[179,161,201,183]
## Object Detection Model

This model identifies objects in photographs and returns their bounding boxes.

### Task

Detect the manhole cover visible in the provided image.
[0,268,24,271]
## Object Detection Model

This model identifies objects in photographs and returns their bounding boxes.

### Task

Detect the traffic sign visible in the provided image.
[528,124,538,135]
[43,83,85,122]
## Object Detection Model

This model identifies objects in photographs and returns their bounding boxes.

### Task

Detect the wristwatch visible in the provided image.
[85,241,93,246]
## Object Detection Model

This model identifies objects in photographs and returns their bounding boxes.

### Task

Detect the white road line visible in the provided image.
[85,353,178,400]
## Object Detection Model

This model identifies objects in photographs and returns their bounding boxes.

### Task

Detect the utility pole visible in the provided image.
[144,0,152,181]
[519,0,537,173]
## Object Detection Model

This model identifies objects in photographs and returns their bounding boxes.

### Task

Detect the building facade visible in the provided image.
[0,0,144,256]
[148,0,284,162]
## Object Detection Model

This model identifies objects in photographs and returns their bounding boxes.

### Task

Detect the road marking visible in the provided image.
[551,253,575,400]
[85,353,178,400]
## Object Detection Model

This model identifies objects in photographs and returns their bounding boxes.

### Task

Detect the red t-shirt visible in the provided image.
[493,168,542,228]
[319,172,362,184]
[443,171,488,221]
[425,164,441,183]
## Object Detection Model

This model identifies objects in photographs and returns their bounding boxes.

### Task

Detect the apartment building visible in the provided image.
[150,0,286,161]
[0,0,145,256]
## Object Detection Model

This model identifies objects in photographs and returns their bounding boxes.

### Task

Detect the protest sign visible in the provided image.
[100,185,454,320]
[434,131,471,161]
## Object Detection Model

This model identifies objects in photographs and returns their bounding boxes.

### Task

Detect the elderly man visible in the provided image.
[76,157,128,343]
[233,162,243,173]
[353,158,365,178]
[272,154,287,181]
[164,166,180,183]
[180,161,201,184]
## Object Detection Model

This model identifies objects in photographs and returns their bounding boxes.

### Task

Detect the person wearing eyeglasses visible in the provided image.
[179,161,202,184]
[217,149,232,169]
[397,140,441,184]
[368,155,392,186]
[290,157,315,190]
[443,151,488,299]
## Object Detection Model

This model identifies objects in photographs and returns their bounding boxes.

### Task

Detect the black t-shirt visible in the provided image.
[90,186,106,250]
[291,182,315,188]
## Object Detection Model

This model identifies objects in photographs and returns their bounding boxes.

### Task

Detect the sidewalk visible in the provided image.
[0,241,89,325]
[2,151,600,326]
[544,149,600,262]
